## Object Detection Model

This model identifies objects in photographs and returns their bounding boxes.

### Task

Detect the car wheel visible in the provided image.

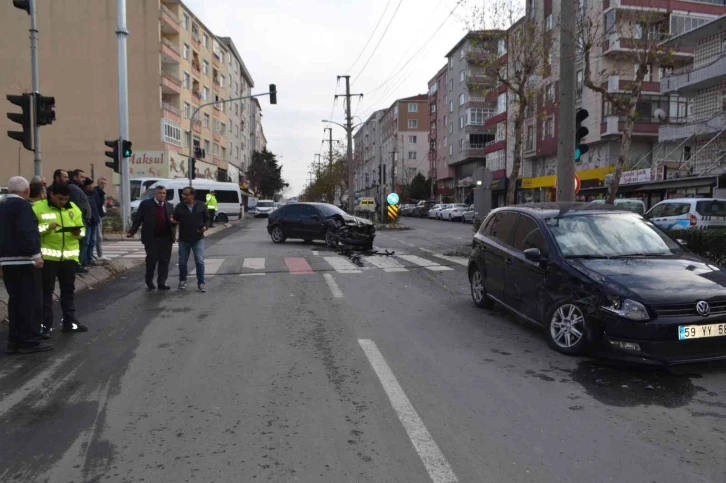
[545,303,589,356]
[325,229,338,248]
[270,226,286,243]
[469,265,494,309]
[216,213,228,223]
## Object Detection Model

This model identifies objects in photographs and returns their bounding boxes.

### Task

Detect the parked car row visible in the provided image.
[427,203,475,222]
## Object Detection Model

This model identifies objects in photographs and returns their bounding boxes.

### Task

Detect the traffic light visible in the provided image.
[35,94,56,126]
[575,108,589,162]
[189,158,197,179]
[105,139,120,173]
[269,84,277,105]
[7,94,33,151]
[13,1,30,14]
[122,139,132,158]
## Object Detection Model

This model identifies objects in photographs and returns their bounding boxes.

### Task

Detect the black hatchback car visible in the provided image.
[267,202,376,249]
[468,203,726,365]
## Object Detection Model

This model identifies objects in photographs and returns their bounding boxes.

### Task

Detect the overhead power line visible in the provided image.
[351,0,405,85]
[346,0,395,75]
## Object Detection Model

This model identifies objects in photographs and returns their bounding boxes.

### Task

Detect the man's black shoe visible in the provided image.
[158,284,171,290]
[41,325,53,339]
[61,322,89,333]
[8,342,53,354]
[147,284,156,292]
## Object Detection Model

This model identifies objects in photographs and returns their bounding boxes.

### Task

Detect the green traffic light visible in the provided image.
[575,148,581,160]
[123,149,131,157]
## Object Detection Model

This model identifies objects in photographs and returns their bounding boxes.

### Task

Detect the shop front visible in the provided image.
[489,174,508,208]
[518,166,615,203]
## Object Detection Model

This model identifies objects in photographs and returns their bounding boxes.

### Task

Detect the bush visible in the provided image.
[664,229,726,267]
[103,210,124,233]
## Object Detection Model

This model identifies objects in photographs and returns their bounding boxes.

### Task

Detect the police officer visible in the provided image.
[33,183,89,335]
[205,190,218,227]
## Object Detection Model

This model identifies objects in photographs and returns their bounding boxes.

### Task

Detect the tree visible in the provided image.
[301,145,349,205]
[577,3,673,202]
[408,173,430,200]
[246,148,286,199]
[467,1,550,206]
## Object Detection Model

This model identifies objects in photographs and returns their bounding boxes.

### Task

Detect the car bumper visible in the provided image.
[594,313,726,365]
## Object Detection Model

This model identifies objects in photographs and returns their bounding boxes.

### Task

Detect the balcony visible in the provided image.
[160,37,181,64]
[602,34,693,58]
[464,140,487,153]
[661,53,726,96]
[659,111,726,142]
[191,33,201,49]
[160,4,180,34]
[191,91,202,105]
[191,119,202,133]
[191,61,201,77]
[601,115,660,137]
[603,76,661,93]
[162,102,180,117]
[161,69,181,94]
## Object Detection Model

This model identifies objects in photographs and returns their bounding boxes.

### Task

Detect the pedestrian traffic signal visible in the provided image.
[122,139,132,158]
[35,94,56,126]
[189,158,196,179]
[269,84,277,105]
[105,139,120,173]
[575,109,589,162]
[7,93,33,151]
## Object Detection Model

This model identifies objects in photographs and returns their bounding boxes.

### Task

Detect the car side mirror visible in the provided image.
[523,248,543,263]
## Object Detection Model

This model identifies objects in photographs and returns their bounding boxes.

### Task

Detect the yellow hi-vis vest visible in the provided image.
[206,193,218,210]
[33,199,85,262]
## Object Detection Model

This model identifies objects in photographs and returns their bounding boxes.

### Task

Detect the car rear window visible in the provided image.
[616,201,644,214]
[696,200,726,217]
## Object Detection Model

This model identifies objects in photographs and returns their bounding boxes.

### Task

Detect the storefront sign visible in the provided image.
[489,178,508,191]
[606,168,652,186]
[129,151,170,178]
[522,166,614,190]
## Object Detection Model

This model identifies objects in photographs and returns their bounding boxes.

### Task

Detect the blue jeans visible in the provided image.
[84,223,98,265]
[178,239,205,285]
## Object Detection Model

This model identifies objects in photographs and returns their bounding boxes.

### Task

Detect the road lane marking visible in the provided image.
[363,255,409,272]
[323,256,362,274]
[419,248,468,267]
[358,340,458,483]
[397,255,454,271]
[312,250,320,256]
[240,273,265,277]
[285,257,314,274]
[191,258,224,277]
[0,355,71,417]
[324,273,344,298]
[243,258,265,270]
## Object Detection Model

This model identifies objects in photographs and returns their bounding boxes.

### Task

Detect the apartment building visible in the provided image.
[250,98,267,154]
[353,109,385,197]
[428,65,453,197]
[658,14,726,200]
[378,95,430,198]
[443,32,502,204]
[518,0,725,205]
[0,0,258,191]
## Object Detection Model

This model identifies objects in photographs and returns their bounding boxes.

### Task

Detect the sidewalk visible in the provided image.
[0,221,237,322]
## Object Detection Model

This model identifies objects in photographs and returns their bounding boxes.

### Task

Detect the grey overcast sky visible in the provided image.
[184,0,483,196]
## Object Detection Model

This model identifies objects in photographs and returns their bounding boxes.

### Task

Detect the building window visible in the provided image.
[183,72,190,89]
[460,70,465,83]
[430,120,436,130]
[546,84,555,103]
[449,78,453,91]
[497,93,507,114]
[204,140,210,155]
[183,13,189,30]
[448,123,453,134]
[163,119,182,146]
[498,39,507,56]
[545,116,555,138]
[408,119,418,129]
[495,122,506,141]
[449,101,453,113]
[576,70,583,98]
[459,93,466,106]
[184,102,191,118]
[213,143,219,156]
[203,33,209,48]
[430,103,437,114]
[203,113,210,128]
[222,147,227,160]
[184,131,190,147]
[221,122,226,135]
[459,116,464,128]
[449,145,453,155]
[466,108,494,125]
[459,139,463,152]
[485,150,505,171]
[183,44,189,59]
[408,151,417,160]
[203,61,209,75]
[408,135,417,143]
[203,86,209,101]
[525,125,534,151]
[546,14,553,31]
[408,103,418,112]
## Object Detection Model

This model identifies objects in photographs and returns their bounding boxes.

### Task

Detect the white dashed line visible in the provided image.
[358,340,458,483]
[323,273,344,298]
[397,255,454,272]
[419,248,468,267]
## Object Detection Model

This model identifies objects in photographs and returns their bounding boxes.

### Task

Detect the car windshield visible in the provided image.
[616,201,645,215]
[317,204,346,217]
[257,201,274,208]
[546,213,682,258]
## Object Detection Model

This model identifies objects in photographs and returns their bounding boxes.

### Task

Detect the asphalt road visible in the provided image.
[1,217,725,483]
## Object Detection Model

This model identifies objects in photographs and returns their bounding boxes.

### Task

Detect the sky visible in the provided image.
[183,0,483,196]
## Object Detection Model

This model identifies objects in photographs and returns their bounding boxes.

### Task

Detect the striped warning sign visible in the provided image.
[387,204,399,220]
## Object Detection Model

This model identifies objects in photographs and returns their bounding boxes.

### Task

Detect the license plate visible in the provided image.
[679,323,726,340]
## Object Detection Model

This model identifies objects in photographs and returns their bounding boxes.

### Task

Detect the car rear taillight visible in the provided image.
[689,213,697,226]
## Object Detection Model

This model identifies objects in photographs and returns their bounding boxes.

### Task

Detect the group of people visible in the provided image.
[0,174,93,354]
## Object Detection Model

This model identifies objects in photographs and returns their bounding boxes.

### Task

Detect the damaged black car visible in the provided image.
[267,202,376,250]
[468,202,726,365]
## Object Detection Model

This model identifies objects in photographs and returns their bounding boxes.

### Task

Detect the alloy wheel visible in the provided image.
[271,227,283,243]
[550,304,585,348]
[471,271,485,303]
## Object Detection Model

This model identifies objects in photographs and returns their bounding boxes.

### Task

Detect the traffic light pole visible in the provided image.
[557,0,576,202]
[29,0,41,176]
[116,0,131,231]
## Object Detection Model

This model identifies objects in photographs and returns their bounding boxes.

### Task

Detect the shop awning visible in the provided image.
[639,176,716,191]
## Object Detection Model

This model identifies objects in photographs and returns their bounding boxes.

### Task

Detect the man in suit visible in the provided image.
[127,185,176,292]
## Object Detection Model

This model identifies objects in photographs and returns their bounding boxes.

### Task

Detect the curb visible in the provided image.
[0,222,234,322]
[374,223,411,231]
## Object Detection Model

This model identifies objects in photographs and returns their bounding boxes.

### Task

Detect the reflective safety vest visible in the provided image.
[33,199,85,262]
[206,193,218,210]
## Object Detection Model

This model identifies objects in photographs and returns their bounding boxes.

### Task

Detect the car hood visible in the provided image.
[568,256,726,304]
[341,214,373,227]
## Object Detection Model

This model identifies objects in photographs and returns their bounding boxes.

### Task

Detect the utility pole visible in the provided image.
[116,0,131,231]
[314,154,322,179]
[557,0,576,202]
[335,75,362,213]
[29,0,41,177]
[323,127,334,171]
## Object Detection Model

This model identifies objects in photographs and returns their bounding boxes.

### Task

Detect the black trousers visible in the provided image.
[41,260,77,329]
[208,209,216,226]
[144,236,173,286]
[2,264,43,347]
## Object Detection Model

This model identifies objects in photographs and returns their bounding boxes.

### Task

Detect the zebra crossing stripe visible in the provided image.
[419,248,468,267]
[363,256,408,272]
[242,258,265,270]
[397,255,454,271]
[323,257,361,274]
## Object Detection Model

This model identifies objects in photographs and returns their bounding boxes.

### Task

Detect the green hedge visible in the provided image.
[664,229,726,266]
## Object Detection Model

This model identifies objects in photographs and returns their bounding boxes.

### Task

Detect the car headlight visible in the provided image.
[601,297,649,321]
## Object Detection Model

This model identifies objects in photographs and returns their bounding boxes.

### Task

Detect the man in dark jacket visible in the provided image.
[82,178,101,266]
[127,185,176,291]
[172,187,209,292]
[94,177,109,261]
[0,176,52,354]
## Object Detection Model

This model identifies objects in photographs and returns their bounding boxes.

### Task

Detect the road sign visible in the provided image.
[555,174,582,195]
[387,192,399,205]
[387,204,399,220]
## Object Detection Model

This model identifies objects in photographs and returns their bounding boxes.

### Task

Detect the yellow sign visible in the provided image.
[387,205,399,220]
[521,166,614,190]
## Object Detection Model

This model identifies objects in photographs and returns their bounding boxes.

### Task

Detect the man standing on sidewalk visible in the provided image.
[94,177,110,262]
[173,187,209,293]
[33,183,89,335]
[206,190,218,227]
[82,178,101,266]
[127,185,176,292]
[0,177,52,354]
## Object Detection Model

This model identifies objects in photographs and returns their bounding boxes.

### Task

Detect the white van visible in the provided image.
[645,198,726,230]
[131,179,242,222]
[130,177,165,202]
[591,198,646,215]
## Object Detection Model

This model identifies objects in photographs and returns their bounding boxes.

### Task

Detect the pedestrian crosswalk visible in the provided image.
[101,240,174,259]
